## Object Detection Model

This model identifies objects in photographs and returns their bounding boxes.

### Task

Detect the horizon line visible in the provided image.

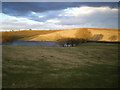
[0,27,119,32]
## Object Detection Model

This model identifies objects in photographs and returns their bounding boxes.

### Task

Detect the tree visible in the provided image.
[109,35,117,41]
[91,34,103,41]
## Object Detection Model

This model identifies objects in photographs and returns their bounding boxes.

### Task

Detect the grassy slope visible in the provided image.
[1,30,60,43]
[21,28,119,42]
[1,28,120,43]
[2,43,118,88]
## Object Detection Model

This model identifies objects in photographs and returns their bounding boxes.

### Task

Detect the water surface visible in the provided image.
[2,41,61,47]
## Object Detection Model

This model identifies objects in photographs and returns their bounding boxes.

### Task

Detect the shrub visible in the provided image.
[57,38,87,47]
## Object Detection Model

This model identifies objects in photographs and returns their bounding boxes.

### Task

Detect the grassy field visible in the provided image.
[2,43,118,88]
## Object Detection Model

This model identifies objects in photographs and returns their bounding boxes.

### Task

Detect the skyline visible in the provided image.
[1,2,119,31]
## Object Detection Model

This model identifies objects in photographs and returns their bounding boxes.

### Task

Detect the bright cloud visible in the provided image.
[46,18,60,23]
[1,6,118,31]
[59,6,118,16]
[1,13,44,30]
[57,6,118,28]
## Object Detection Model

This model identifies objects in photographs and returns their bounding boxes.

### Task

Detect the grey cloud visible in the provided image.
[2,2,118,17]
[57,9,118,28]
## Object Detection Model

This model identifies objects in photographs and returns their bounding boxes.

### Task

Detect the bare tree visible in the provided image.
[91,34,103,41]
[109,35,117,41]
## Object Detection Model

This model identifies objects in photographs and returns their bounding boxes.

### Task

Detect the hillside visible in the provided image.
[1,28,119,43]
[21,28,119,42]
[1,30,60,43]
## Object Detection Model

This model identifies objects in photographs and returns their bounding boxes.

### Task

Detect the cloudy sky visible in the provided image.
[1,2,118,31]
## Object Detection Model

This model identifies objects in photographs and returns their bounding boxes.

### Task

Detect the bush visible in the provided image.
[57,38,87,47]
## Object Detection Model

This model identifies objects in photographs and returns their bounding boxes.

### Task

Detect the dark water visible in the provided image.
[1,41,62,47]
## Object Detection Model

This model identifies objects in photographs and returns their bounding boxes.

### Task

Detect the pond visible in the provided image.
[1,41,62,47]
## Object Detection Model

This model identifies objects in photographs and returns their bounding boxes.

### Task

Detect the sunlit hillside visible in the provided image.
[1,30,60,43]
[1,28,119,43]
[22,28,119,42]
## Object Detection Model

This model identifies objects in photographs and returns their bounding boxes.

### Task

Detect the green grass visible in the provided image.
[2,43,118,88]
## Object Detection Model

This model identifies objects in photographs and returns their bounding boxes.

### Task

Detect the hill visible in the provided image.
[21,28,119,42]
[1,30,60,43]
[1,28,119,43]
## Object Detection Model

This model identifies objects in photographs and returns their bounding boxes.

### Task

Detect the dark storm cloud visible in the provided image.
[2,2,118,17]
[2,2,80,16]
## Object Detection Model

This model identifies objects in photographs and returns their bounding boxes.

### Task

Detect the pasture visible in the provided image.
[2,43,118,88]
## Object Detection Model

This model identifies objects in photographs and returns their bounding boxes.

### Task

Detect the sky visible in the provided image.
[1,2,119,31]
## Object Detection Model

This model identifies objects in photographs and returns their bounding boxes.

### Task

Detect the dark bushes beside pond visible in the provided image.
[57,38,87,47]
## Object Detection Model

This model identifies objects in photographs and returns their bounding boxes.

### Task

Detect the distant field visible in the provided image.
[1,28,120,43]
[2,43,118,88]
